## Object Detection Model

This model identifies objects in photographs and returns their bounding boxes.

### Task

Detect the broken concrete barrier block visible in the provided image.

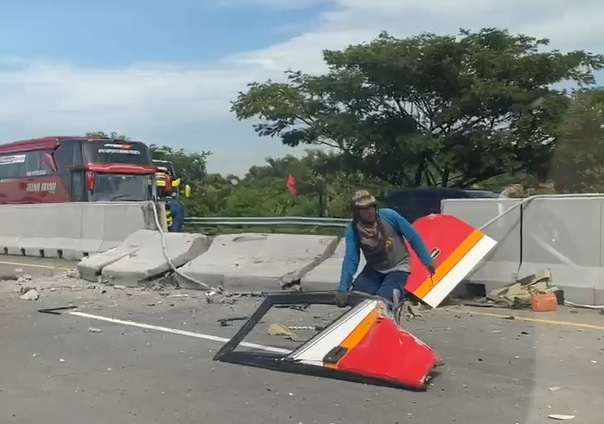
[176,233,338,291]
[77,230,157,282]
[301,238,365,290]
[100,231,211,286]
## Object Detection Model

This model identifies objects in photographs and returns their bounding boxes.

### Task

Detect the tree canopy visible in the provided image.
[232,28,604,188]
[550,88,604,192]
[82,27,604,218]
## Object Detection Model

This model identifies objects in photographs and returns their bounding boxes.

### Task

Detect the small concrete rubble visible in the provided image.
[19,288,39,300]
[0,266,209,313]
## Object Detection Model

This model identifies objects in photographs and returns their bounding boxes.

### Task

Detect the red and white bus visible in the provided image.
[0,136,158,204]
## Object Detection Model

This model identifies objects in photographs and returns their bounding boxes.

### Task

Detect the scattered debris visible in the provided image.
[487,269,555,309]
[66,269,79,278]
[0,274,19,281]
[14,268,23,273]
[19,288,39,301]
[38,305,78,315]
[288,325,324,331]
[462,298,498,308]
[268,323,300,341]
[274,304,310,312]
[218,317,248,327]
[206,291,265,304]
[548,414,575,420]
[88,327,102,333]
[403,302,423,319]
[564,301,604,311]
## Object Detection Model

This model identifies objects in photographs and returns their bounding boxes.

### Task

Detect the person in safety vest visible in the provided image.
[168,192,185,232]
[335,190,436,307]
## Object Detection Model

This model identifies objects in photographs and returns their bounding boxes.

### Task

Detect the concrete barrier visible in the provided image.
[442,198,522,291]
[77,230,157,281]
[0,202,156,260]
[176,233,338,291]
[97,230,211,286]
[442,196,604,305]
[518,197,604,305]
[301,238,365,289]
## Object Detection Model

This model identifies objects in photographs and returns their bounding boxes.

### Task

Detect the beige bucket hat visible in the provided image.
[352,190,377,208]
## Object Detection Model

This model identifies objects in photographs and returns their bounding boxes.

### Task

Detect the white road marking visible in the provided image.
[69,311,291,354]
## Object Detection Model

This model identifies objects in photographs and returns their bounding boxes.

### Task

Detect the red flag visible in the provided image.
[286,174,296,195]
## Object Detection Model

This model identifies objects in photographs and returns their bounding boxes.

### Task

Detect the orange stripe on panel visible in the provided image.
[413,230,484,299]
[324,308,379,369]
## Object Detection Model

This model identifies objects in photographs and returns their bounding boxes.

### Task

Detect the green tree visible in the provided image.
[149,144,212,183]
[232,28,604,188]
[550,88,604,192]
[218,150,393,217]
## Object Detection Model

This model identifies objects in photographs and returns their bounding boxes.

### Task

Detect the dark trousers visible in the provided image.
[352,265,410,303]
[170,220,184,232]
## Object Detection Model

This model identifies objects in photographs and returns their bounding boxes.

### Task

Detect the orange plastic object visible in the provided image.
[531,292,558,312]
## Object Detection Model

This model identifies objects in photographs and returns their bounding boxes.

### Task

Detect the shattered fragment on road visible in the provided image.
[214,292,442,391]
[548,414,575,420]
[19,288,39,300]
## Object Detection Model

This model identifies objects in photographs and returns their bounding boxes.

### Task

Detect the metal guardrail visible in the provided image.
[184,216,350,228]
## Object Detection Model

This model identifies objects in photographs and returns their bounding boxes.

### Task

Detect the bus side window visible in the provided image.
[0,154,26,179]
[54,141,82,173]
[0,151,54,178]
[70,171,86,202]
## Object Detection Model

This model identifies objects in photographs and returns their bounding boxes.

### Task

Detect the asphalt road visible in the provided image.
[0,259,603,424]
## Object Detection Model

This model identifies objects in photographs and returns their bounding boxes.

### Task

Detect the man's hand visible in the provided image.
[335,290,349,308]
[425,261,436,276]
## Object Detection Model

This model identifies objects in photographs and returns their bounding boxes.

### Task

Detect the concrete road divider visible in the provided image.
[77,230,157,281]
[176,233,338,291]
[79,229,211,286]
[301,238,365,289]
[0,202,156,260]
[442,196,604,305]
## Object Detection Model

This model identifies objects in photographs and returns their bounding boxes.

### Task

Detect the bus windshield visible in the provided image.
[89,174,155,202]
[83,141,152,165]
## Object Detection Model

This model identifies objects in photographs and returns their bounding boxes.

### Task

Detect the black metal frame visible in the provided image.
[38,305,78,315]
[212,290,432,391]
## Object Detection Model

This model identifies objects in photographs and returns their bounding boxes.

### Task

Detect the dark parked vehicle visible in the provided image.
[379,187,499,223]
